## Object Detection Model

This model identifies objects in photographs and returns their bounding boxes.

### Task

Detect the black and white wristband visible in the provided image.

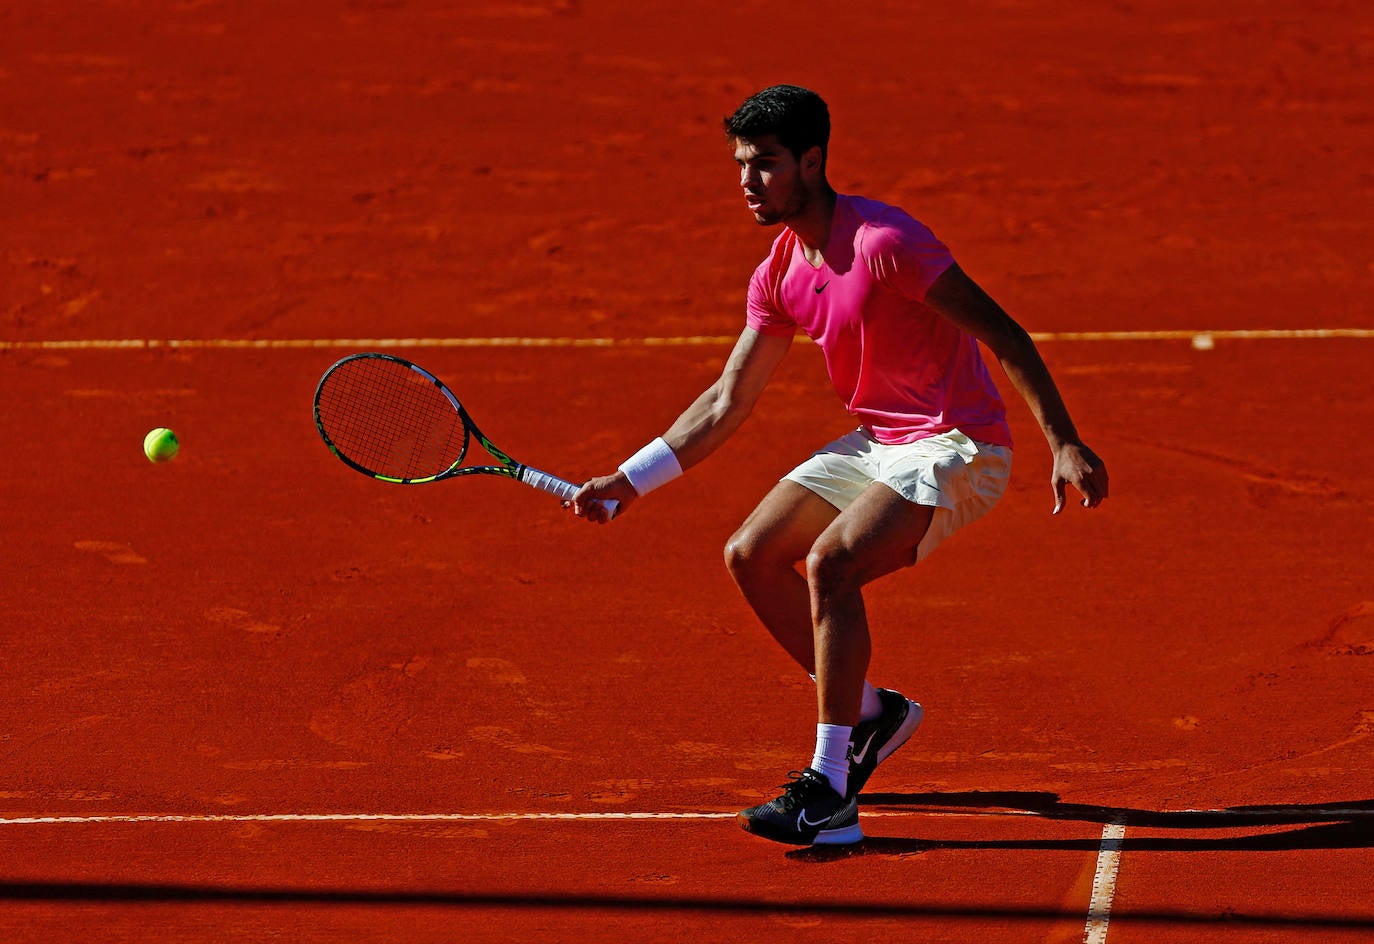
[617,437,683,496]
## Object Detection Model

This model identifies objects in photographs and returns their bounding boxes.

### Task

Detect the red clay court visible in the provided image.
[2,2,1372,941]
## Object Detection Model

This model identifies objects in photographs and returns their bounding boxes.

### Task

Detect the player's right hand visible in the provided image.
[568,472,637,524]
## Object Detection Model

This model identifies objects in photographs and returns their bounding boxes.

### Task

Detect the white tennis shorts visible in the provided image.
[784,428,1012,561]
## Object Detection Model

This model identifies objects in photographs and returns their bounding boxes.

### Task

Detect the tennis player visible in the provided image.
[570,85,1108,846]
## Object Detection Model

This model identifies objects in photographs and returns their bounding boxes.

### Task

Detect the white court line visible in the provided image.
[1082,819,1127,944]
[0,812,735,825]
[7,337,721,350]
[2,806,1367,826]
[0,809,1027,826]
[0,328,1371,351]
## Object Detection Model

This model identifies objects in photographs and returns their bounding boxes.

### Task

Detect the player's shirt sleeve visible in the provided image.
[745,240,798,337]
[861,211,956,302]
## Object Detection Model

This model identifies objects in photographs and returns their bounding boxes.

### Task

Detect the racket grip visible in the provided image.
[519,466,620,518]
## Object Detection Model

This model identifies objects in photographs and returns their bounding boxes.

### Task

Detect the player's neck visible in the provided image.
[789,187,838,266]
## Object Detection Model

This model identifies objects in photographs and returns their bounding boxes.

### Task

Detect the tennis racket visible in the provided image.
[314,352,615,514]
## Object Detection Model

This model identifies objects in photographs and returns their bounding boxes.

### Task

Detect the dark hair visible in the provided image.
[723,85,830,166]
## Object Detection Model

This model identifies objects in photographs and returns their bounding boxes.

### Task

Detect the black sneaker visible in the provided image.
[847,689,923,798]
[737,768,862,846]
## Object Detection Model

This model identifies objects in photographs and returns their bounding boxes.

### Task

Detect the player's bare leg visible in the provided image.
[736,480,933,844]
[723,481,838,672]
[806,482,934,725]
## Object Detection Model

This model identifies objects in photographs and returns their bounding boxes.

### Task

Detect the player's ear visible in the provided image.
[800,145,824,180]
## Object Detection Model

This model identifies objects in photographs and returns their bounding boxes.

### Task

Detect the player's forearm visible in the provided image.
[993,326,1082,451]
[925,265,1082,449]
[658,327,786,471]
[598,379,750,507]
[662,380,753,470]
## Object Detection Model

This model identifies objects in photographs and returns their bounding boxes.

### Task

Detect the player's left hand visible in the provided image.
[1051,442,1108,513]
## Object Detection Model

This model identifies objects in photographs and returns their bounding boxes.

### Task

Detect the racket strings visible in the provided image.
[318,357,467,480]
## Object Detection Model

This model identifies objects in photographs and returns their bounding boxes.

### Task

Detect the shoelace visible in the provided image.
[775,770,820,811]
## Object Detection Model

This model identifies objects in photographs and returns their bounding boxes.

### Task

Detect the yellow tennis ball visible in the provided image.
[143,427,179,463]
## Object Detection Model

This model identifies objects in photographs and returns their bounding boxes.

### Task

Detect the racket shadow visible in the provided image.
[784,791,1374,859]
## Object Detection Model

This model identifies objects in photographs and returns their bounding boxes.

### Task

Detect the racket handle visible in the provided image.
[519,466,620,518]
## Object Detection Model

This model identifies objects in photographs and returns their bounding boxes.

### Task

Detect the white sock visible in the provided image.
[811,723,852,796]
[810,674,885,724]
[860,681,883,722]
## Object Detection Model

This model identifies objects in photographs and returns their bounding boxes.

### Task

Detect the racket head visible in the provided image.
[314,353,471,483]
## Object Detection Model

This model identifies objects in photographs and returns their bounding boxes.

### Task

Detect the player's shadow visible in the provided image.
[787,790,1374,861]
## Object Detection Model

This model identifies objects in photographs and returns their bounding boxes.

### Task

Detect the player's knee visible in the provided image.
[805,541,861,594]
[723,528,759,579]
[724,523,798,580]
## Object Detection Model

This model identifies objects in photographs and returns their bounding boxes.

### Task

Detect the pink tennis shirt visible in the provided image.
[746,194,1012,447]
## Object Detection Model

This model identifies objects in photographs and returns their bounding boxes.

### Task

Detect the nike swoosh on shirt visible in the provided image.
[813,281,830,294]
[849,731,878,765]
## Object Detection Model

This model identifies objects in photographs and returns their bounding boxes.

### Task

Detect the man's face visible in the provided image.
[732,134,807,226]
